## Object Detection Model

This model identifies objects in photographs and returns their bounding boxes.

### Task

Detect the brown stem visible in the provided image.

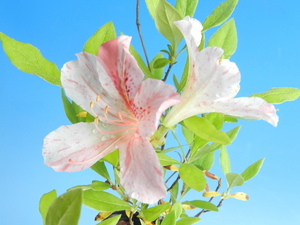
[195,179,223,217]
[136,0,151,71]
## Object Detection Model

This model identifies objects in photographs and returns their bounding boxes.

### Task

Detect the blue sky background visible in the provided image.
[1,0,300,224]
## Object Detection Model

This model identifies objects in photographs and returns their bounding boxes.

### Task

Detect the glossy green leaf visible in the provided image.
[184,200,218,211]
[83,21,116,55]
[142,202,170,221]
[145,0,160,19]
[157,153,181,166]
[220,146,231,174]
[0,32,61,86]
[184,116,231,145]
[241,158,264,181]
[96,215,121,225]
[39,190,57,225]
[45,189,82,225]
[175,0,199,17]
[91,161,110,180]
[61,89,78,124]
[202,0,238,31]
[207,18,237,59]
[179,164,206,192]
[130,46,153,78]
[161,210,176,225]
[83,190,131,211]
[226,173,244,190]
[155,0,183,48]
[176,217,200,225]
[250,87,300,104]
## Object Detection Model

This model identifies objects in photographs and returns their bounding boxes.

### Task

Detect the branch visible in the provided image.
[136,0,151,71]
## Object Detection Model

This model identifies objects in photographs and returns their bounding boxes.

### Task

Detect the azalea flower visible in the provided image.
[163,17,278,128]
[42,36,180,204]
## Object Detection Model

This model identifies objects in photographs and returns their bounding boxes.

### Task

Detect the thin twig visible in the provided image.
[136,0,151,71]
[195,179,223,217]
[167,175,180,192]
[162,63,174,82]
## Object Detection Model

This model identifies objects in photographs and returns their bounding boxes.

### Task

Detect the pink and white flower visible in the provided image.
[163,17,278,127]
[42,36,180,204]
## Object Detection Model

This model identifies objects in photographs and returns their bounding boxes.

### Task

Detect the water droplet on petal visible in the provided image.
[101,136,108,141]
[92,129,98,135]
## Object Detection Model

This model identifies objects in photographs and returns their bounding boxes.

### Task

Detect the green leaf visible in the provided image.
[202,0,239,31]
[177,56,189,93]
[220,146,231,174]
[83,190,131,211]
[184,200,218,211]
[157,153,181,166]
[175,0,199,17]
[142,202,170,221]
[184,116,231,145]
[91,161,110,180]
[150,53,165,79]
[182,125,195,145]
[170,182,179,203]
[250,87,300,104]
[83,22,116,55]
[0,32,61,86]
[161,210,176,225]
[69,180,110,192]
[155,0,183,48]
[102,150,119,166]
[145,0,160,19]
[39,190,57,225]
[130,46,153,78]
[206,113,225,130]
[207,18,237,59]
[45,189,82,225]
[194,151,215,170]
[61,89,79,124]
[176,217,201,225]
[241,158,264,181]
[179,164,206,192]
[96,215,122,225]
[171,202,182,219]
[226,173,244,190]
[153,58,171,69]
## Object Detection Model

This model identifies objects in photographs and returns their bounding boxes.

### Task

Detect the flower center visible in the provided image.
[90,95,138,135]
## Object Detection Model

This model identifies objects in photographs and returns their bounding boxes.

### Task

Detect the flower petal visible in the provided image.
[134,79,181,137]
[119,134,166,204]
[98,36,144,106]
[174,16,202,57]
[43,122,122,172]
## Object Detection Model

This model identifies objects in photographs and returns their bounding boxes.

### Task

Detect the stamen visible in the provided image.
[93,118,136,134]
[218,59,222,65]
[90,101,95,108]
[105,106,109,114]
[68,136,123,165]
[96,95,101,102]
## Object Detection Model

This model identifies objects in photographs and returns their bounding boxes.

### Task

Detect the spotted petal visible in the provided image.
[43,122,123,172]
[134,79,181,137]
[119,134,166,204]
[97,36,144,106]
